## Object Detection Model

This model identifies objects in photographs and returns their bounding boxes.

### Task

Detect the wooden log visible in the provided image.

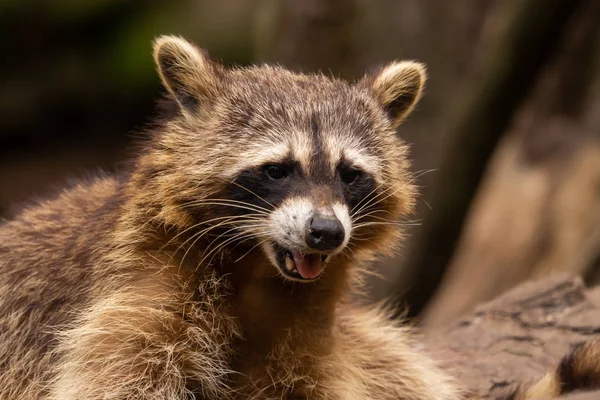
[423,275,600,398]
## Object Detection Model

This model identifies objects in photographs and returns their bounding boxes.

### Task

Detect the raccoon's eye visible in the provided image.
[264,164,289,180]
[340,167,362,185]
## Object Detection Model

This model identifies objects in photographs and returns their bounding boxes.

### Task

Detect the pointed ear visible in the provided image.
[153,35,221,115]
[366,61,426,128]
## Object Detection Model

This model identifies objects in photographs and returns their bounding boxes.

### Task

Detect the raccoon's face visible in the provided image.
[153,36,424,282]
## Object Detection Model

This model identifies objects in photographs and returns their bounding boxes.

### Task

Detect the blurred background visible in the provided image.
[1,0,599,328]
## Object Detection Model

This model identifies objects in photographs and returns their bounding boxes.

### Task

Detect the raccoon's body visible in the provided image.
[0,36,598,399]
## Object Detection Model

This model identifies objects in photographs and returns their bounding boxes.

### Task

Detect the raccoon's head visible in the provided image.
[149,36,424,282]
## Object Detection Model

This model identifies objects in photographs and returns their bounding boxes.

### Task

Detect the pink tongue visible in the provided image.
[292,251,323,279]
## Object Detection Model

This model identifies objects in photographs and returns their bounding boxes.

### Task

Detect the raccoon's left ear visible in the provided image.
[363,61,426,128]
[153,35,221,116]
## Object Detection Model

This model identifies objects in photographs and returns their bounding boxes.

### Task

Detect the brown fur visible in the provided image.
[0,35,598,400]
[503,339,600,400]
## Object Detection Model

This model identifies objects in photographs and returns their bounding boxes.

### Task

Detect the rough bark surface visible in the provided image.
[423,275,600,399]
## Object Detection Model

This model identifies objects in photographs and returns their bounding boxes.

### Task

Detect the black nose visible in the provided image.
[306,215,345,251]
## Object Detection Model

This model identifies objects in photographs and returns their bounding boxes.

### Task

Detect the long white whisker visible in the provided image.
[352,186,405,220]
[175,216,245,256]
[181,197,271,212]
[409,168,438,184]
[228,180,275,209]
[234,238,271,263]
[176,216,265,268]
[200,229,266,267]
[181,200,270,215]
[352,209,395,224]
[160,214,264,253]
[206,232,268,267]
[351,185,395,217]
[353,221,421,229]
[350,183,386,215]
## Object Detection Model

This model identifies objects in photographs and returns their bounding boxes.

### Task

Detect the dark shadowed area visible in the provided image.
[1,0,599,325]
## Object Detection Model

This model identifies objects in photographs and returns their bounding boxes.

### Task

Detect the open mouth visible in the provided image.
[274,245,328,281]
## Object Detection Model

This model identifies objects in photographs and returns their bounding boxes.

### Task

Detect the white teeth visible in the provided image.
[292,268,298,273]
[285,256,295,271]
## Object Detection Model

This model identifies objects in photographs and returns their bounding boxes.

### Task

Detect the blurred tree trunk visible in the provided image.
[423,0,600,328]
[397,0,587,318]
[253,0,361,78]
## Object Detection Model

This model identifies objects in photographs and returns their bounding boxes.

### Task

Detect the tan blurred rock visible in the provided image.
[423,134,600,328]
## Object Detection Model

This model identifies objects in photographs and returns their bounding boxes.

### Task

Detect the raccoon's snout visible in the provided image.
[266,200,351,281]
[306,215,345,251]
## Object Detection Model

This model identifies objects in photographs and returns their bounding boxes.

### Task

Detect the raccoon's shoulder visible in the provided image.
[0,172,125,248]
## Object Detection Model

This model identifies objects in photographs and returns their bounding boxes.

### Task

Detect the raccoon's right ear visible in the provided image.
[362,61,426,128]
[153,35,221,115]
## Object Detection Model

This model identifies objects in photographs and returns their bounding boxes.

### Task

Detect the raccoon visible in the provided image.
[0,35,598,400]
